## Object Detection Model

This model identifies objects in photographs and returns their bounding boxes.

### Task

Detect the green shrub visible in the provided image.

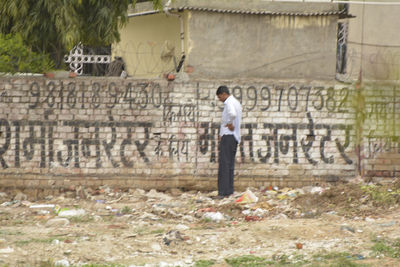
[0,34,54,74]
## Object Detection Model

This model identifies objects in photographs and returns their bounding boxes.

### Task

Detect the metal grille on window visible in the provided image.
[336,22,348,75]
[65,43,111,76]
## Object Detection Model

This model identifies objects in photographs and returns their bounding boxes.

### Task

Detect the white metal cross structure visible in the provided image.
[64,43,111,75]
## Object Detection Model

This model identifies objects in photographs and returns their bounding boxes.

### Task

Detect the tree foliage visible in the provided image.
[0,0,70,67]
[0,0,162,68]
[135,0,163,10]
[65,0,131,48]
[0,34,54,74]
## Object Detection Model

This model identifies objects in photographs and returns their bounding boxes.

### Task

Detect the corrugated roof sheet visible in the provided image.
[169,6,344,16]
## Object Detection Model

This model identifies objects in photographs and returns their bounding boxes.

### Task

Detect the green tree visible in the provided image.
[0,0,68,67]
[0,0,162,68]
[0,33,54,74]
[134,0,163,10]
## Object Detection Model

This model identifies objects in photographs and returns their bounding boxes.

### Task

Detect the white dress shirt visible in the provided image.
[220,95,242,143]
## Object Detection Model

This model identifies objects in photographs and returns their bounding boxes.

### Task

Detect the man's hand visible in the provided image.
[226,123,235,131]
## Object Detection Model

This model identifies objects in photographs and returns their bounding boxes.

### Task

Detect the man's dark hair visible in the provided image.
[216,85,230,95]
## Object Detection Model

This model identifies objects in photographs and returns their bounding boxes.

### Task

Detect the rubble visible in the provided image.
[13,192,27,201]
[203,211,225,222]
[54,259,70,267]
[45,218,70,227]
[0,183,400,266]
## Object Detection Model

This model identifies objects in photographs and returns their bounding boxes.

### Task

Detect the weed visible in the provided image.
[150,229,164,235]
[313,252,352,261]
[290,254,308,264]
[202,217,212,223]
[362,185,400,206]
[31,262,126,267]
[103,215,115,222]
[371,237,400,258]
[328,257,366,267]
[69,215,94,223]
[79,264,125,267]
[14,237,64,246]
[11,220,25,225]
[0,230,23,235]
[37,260,55,267]
[311,252,369,267]
[134,226,148,235]
[194,259,215,267]
[225,255,274,266]
[121,206,131,214]
[131,226,164,236]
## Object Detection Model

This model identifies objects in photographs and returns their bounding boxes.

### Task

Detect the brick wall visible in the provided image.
[361,82,400,181]
[0,77,397,191]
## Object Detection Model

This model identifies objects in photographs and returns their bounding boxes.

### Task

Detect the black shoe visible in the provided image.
[212,195,228,200]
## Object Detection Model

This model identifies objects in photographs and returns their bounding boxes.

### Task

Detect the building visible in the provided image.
[344,0,400,81]
[112,0,344,80]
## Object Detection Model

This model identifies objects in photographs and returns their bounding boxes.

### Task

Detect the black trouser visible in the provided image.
[218,135,238,196]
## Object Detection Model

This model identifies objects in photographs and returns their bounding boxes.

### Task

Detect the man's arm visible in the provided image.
[226,101,237,131]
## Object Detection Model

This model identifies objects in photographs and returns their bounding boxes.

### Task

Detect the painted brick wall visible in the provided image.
[0,77,396,191]
[361,82,400,180]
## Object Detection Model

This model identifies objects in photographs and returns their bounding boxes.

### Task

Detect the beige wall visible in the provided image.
[346,1,400,80]
[186,11,338,80]
[112,13,182,78]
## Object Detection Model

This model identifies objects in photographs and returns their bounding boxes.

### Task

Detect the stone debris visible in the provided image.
[0,247,14,254]
[162,230,187,246]
[203,211,225,222]
[57,208,86,217]
[0,192,8,200]
[45,218,70,227]
[0,184,399,266]
[13,192,27,201]
[54,259,70,267]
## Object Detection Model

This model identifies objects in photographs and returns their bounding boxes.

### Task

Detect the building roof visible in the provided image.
[169,6,345,16]
[129,0,346,17]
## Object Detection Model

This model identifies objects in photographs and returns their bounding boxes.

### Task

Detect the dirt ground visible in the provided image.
[1,182,400,267]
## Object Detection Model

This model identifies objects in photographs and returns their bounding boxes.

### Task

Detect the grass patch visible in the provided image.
[150,229,164,235]
[37,261,55,267]
[10,220,25,225]
[133,226,149,235]
[103,215,115,222]
[316,257,367,267]
[371,237,400,258]
[311,252,369,267]
[69,215,94,223]
[313,252,353,261]
[79,264,125,267]
[0,230,23,235]
[225,255,274,266]
[11,262,127,267]
[202,217,213,223]
[223,253,369,267]
[14,237,64,246]
[121,206,131,214]
[362,184,400,207]
[194,259,215,267]
[132,226,164,236]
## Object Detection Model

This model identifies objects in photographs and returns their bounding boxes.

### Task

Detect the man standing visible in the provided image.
[216,85,242,198]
